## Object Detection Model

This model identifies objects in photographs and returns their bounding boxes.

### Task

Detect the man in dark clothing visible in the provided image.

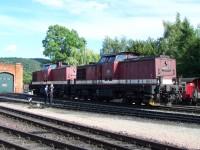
[44,85,48,104]
[49,84,54,104]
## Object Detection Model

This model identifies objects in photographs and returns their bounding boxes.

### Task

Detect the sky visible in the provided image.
[0,0,200,58]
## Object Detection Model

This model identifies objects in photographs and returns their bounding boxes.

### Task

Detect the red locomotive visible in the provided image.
[30,52,182,105]
[180,78,200,104]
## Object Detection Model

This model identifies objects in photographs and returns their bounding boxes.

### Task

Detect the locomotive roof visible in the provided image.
[101,54,116,57]
[102,51,140,57]
[124,55,171,62]
[118,51,140,56]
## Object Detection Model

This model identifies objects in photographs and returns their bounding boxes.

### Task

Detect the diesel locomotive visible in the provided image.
[30,52,181,105]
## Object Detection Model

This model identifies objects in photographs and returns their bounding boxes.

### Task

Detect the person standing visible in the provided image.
[44,85,49,104]
[49,84,54,105]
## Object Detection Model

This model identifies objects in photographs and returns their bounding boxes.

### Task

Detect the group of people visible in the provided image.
[44,84,54,105]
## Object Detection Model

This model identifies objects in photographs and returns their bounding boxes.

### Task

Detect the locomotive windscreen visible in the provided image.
[42,64,56,70]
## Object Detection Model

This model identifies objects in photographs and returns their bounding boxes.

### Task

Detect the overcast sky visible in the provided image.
[0,0,200,58]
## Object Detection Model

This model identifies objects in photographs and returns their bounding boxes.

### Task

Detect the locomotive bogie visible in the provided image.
[69,83,157,104]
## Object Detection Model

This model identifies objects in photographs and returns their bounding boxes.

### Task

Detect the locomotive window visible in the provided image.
[108,56,116,62]
[98,57,107,63]
[49,64,56,69]
[116,54,127,61]
[42,64,56,70]
[99,56,115,63]
[128,55,138,59]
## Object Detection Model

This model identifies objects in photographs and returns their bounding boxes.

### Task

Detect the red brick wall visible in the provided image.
[0,63,23,93]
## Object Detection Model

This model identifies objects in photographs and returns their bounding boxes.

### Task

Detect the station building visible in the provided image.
[0,63,23,93]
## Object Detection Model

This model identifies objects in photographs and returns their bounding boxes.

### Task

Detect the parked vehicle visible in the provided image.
[180,78,200,104]
[30,52,181,105]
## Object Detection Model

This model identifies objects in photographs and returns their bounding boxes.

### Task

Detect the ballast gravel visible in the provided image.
[0,102,199,149]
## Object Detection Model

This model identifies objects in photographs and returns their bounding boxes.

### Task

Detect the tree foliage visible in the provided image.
[127,38,158,55]
[101,37,158,56]
[159,13,198,75]
[42,25,99,65]
[100,37,128,55]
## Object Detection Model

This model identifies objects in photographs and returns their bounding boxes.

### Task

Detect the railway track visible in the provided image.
[0,124,83,150]
[2,93,200,114]
[0,105,184,150]
[54,101,200,125]
[1,93,200,125]
[0,138,28,150]
[154,104,200,114]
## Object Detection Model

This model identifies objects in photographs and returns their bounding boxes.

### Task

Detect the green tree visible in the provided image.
[182,36,200,77]
[84,49,100,64]
[100,37,128,55]
[42,25,86,64]
[159,13,197,76]
[101,36,157,56]
[127,38,157,55]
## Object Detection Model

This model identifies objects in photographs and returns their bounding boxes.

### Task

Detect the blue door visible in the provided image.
[0,72,14,93]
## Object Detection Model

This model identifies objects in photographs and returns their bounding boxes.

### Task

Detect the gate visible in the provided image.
[0,72,14,93]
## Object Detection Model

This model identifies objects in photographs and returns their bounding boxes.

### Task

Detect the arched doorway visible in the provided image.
[0,72,14,93]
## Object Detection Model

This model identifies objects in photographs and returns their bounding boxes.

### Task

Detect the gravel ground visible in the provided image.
[0,102,200,149]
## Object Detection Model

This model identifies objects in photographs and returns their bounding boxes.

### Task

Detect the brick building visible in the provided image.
[0,63,23,93]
